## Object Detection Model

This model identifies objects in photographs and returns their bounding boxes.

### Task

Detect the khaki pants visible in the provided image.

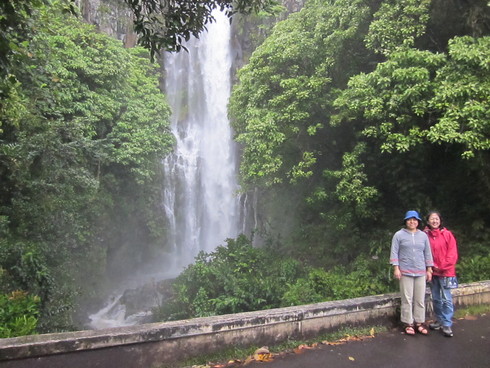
[399,275,426,325]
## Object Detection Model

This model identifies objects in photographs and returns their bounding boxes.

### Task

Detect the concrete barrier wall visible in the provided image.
[0,280,489,368]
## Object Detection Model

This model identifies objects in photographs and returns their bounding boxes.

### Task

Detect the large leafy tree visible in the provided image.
[332,1,490,228]
[0,3,173,331]
[0,0,51,80]
[334,37,490,158]
[229,0,490,263]
[333,36,490,231]
[228,0,383,263]
[229,0,375,187]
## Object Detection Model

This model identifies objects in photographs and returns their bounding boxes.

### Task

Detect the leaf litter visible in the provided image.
[192,327,378,367]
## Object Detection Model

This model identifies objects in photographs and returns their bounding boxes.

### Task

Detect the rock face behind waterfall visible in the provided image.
[76,0,137,47]
[119,279,175,319]
[88,279,176,328]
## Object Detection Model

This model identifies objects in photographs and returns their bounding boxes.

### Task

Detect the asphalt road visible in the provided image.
[245,313,490,368]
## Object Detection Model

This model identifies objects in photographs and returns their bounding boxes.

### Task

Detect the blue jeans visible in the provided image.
[430,276,454,327]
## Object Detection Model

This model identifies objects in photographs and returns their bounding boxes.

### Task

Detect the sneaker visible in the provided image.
[442,326,453,337]
[429,322,442,330]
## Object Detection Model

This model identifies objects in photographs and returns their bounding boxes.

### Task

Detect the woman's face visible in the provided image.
[405,218,419,231]
[428,213,441,229]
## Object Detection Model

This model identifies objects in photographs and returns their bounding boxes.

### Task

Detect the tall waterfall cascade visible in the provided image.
[162,10,241,272]
[88,10,243,329]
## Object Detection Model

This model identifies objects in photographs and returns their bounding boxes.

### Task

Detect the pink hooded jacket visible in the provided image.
[424,227,458,277]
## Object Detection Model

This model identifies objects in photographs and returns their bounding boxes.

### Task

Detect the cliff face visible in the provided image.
[75,0,137,47]
[283,0,307,13]
[229,0,307,76]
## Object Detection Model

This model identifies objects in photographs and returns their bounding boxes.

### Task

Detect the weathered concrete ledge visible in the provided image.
[0,280,489,368]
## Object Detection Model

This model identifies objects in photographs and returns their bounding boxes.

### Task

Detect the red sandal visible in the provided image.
[415,323,429,335]
[404,324,415,335]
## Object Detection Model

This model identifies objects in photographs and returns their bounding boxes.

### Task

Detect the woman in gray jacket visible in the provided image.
[390,210,434,335]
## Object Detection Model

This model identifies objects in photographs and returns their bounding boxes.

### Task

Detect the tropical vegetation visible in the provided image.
[0,1,173,335]
[228,0,490,269]
[1,0,489,333]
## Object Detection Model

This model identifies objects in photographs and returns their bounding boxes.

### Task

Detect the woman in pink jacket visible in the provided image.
[424,211,459,337]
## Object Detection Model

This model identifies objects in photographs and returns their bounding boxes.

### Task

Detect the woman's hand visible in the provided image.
[426,269,433,282]
[426,267,433,282]
[393,266,401,280]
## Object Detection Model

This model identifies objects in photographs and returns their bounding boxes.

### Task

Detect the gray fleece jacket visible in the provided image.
[390,228,433,276]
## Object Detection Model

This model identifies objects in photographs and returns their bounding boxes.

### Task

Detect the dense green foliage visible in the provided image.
[0,291,40,338]
[2,0,490,333]
[155,232,490,320]
[0,3,173,332]
[154,236,398,321]
[229,0,490,267]
[282,256,396,305]
[154,235,306,320]
[1,0,50,81]
[155,236,489,320]
[458,254,490,283]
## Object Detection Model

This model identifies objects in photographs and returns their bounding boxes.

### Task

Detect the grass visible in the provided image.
[454,303,490,319]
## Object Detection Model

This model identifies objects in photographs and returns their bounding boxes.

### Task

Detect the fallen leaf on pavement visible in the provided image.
[243,346,274,365]
[253,346,273,361]
[294,344,313,354]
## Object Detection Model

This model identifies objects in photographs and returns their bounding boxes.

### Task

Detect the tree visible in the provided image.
[334,37,490,158]
[229,0,375,187]
[126,0,279,57]
[229,0,490,264]
[0,0,51,81]
[0,2,174,331]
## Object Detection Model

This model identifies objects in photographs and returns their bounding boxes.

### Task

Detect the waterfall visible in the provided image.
[88,10,242,329]
[162,10,240,273]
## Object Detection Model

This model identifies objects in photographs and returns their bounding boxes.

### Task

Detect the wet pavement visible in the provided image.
[245,314,490,368]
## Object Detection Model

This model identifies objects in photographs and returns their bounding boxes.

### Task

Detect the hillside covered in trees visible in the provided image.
[1,0,490,335]
[229,0,490,267]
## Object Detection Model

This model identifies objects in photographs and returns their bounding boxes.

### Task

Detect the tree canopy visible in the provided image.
[126,0,280,56]
[0,2,173,332]
[229,0,490,264]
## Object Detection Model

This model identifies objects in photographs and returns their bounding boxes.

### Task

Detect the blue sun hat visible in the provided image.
[404,210,422,221]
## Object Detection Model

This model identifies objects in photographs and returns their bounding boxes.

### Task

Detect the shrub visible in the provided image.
[457,254,490,283]
[282,255,396,306]
[0,290,40,338]
[154,235,306,320]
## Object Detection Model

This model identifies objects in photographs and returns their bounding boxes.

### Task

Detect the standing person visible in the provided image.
[424,211,459,337]
[390,210,433,335]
